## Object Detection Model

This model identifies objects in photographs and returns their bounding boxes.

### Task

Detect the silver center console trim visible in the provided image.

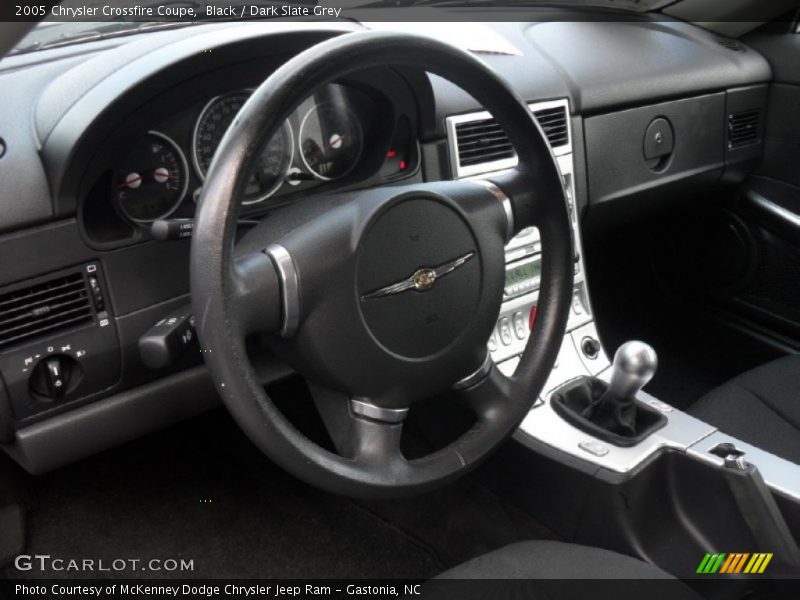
[515,368,717,475]
[264,243,300,338]
[446,99,800,505]
[350,399,408,424]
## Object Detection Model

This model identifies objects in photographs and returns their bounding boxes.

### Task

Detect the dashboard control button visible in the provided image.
[571,295,583,315]
[579,440,609,457]
[487,332,498,353]
[581,337,601,359]
[138,305,197,369]
[528,305,538,331]
[88,276,105,312]
[646,398,673,413]
[29,354,80,401]
[513,312,527,340]
[498,318,513,346]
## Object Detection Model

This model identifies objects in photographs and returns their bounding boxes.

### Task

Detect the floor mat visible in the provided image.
[3,408,555,579]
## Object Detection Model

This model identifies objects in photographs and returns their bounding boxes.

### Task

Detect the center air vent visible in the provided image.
[728,110,761,149]
[534,105,569,147]
[452,102,570,174]
[0,272,94,351]
[454,119,515,167]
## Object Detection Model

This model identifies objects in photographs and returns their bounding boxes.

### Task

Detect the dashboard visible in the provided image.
[78,56,421,247]
[0,17,773,474]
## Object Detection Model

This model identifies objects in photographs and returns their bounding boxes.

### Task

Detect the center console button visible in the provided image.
[581,337,601,359]
[498,317,513,345]
[513,312,527,340]
[487,332,498,353]
[528,305,538,331]
[579,440,609,457]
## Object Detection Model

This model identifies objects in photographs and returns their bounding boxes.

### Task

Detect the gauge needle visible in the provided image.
[117,169,179,190]
[118,172,142,190]
[307,134,346,158]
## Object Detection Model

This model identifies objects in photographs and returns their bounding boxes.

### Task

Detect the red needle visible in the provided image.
[117,170,180,190]
[117,174,142,190]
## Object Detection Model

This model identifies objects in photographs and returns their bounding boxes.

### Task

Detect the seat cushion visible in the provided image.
[689,355,800,465]
[432,541,702,599]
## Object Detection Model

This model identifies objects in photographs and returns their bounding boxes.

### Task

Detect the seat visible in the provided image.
[432,540,702,599]
[689,355,800,465]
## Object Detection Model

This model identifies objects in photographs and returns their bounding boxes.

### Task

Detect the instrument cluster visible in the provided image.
[108,83,417,225]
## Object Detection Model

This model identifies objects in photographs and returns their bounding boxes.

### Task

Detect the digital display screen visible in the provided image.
[506,260,541,287]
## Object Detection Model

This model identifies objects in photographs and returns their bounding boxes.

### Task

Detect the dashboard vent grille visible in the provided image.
[454,105,569,167]
[0,272,93,350]
[716,37,745,52]
[728,110,761,149]
[533,105,569,147]
[454,119,515,167]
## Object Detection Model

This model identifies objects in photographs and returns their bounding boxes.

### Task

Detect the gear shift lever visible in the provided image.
[607,341,658,400]
[551,340,667,446]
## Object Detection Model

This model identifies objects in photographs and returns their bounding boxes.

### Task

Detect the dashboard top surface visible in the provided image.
[0,16,772,236]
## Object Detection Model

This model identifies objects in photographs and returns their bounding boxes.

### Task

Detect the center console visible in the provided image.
[447,98,800,513]
[447,98,609,396]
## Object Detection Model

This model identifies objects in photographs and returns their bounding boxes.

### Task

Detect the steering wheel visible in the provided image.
[191,31,573,498]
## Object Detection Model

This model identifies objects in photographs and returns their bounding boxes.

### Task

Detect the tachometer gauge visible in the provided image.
[115,131,188,223]
[193,90,293,205]
[299,102,363,181]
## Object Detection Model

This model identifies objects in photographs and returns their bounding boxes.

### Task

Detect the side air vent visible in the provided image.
[716,37,745,52]
[728,110,761,149]
[453,104,569,168]
[454,119,515,167]
[533,105,569,148]
[0,272,93,350]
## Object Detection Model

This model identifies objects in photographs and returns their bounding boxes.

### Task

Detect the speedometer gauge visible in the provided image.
[115,131,188,223]
[193,90,293,205]
[299,102,363,181]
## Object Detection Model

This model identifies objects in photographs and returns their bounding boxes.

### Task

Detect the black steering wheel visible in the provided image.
[191,31,574,498]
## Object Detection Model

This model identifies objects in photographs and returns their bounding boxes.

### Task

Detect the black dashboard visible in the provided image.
[75,38,422,247]
[0,15,773,473]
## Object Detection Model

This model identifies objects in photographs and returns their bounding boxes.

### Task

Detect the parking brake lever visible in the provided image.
[713,443,800,575]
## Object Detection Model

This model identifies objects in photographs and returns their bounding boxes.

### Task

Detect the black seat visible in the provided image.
[689,355,800,465]
[432,541,702,599]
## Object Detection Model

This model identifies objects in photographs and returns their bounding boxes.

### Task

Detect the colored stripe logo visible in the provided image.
[696,553,773,574]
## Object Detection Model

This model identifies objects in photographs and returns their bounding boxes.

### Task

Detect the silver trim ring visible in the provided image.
[475,180,514,243]
[351,398,409,423]
[264,243,300,337]
[453,352,493,390]
[298,100,364,182]
[192,89,294,205]
[117,131,190,224]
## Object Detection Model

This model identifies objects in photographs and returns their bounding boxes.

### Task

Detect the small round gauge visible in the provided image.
[114,131,188,223]
[193,90,293,205]
[299,102,363,181]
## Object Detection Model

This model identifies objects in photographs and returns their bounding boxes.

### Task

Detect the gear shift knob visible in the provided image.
[607,341,658,399]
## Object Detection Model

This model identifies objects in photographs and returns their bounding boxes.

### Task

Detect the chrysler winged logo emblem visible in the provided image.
[361,252,475,300]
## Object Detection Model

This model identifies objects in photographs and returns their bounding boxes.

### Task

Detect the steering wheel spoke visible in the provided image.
[487,164,567,237]
[452,360,515,423]
[310,383,406,466]
[230,251,283,336]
